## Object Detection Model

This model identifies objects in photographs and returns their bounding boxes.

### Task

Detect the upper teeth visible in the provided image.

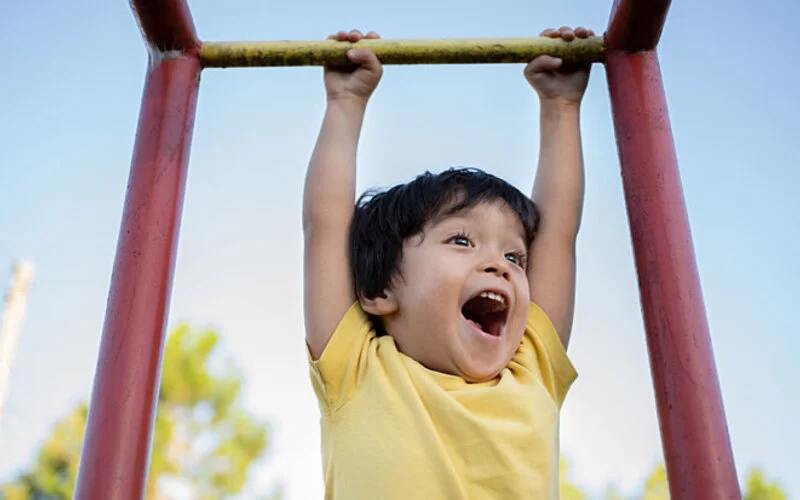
[479,291,506,306]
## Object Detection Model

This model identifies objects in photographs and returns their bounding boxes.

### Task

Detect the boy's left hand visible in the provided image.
[525,26,594,104]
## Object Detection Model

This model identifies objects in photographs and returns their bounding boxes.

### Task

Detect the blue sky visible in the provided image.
[1,0,798,498]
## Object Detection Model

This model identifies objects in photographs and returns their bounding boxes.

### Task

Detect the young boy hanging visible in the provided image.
[302,26,593,499]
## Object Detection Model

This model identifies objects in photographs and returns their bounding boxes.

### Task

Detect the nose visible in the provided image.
[482,257,510,280]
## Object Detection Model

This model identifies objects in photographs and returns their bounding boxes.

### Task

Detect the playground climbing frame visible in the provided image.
[73,1,741,498]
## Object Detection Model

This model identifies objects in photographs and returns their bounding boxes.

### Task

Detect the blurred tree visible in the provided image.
[560,456,588,500]
[641,462,669,500]
[744,467,787,500]
[2,327,789,500]
[634,461,788,500]
[1,324,277,500]
[1,404,88,500]
[604,484,625,500]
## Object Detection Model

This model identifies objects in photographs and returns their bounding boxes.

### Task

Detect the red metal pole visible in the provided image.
[73,54,200,500]
[605,49,740,499]
[130,0,198,52]
[605,0,673,52]
[73,2,200,498]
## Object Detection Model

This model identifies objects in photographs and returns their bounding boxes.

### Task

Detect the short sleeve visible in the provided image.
[307,302,374,413]
[516,302,578,408]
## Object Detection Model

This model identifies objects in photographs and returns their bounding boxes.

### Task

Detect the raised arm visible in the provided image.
[524,27,593,349]
[303,30,383,360]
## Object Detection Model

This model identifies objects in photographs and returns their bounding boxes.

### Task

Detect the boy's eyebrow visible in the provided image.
[427,211,471,229]
[507,232,527,250]
[432,218,527,247]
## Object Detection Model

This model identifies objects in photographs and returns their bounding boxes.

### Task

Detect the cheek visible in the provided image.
[402,257,464,308]
[513,275,531,314]
[518,278,530,304]
[417,270,462,305]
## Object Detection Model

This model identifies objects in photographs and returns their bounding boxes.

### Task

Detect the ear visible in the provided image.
[360,290,399,317]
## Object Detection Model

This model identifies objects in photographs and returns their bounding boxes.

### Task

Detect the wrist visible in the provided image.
[320,97,367,144]
[326,94,369,114]
[540,97,581,115]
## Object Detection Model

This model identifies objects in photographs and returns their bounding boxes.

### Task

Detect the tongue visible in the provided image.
[466,318,483,332]
[465,316,503,337]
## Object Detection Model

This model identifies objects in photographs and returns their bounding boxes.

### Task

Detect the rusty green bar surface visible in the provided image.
[201,36,604,68]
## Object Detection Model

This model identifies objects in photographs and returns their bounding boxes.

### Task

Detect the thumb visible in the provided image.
[348,49,381,70]
[525,55,563,75]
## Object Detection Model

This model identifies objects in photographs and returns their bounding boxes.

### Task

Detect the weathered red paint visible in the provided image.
[72,54,200,500]
[606,0,672,52]
[605,49,740,499]
[130,0,199,52]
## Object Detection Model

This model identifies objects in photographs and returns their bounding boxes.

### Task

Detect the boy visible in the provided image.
[303,26,592,499]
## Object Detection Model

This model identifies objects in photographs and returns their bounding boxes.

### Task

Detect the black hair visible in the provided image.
[349,167,540,336]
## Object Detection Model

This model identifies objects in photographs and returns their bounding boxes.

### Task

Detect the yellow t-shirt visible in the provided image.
[308,302,577,499]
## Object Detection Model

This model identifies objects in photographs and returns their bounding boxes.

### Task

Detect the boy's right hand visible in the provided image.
[524,26,593,105]
[324,30,383,103]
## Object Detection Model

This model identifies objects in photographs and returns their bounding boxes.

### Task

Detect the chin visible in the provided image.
[459,362,506,383]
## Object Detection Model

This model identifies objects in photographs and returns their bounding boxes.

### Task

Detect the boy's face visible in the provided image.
[377,200,531,383]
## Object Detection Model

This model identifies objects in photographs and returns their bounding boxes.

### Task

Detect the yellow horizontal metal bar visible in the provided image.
[200,36,604,69]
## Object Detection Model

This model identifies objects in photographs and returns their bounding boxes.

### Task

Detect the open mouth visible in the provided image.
[461,290,509,337]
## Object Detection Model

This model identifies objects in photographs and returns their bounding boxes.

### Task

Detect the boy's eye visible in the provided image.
[448,234,472,246]
[505,252,526,267]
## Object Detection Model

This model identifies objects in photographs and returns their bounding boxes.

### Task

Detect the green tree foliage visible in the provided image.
[744,467,787,500]
[1,324,275,500]
[1,321,789,500]
[642,463,669,500]
[560,456,588,500]
[632,462,788,500]
[1,404,88,500]
[557,459,789,500]
[604,484,625,500]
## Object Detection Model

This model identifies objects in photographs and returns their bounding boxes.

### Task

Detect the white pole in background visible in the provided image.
[0,259,35,427]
